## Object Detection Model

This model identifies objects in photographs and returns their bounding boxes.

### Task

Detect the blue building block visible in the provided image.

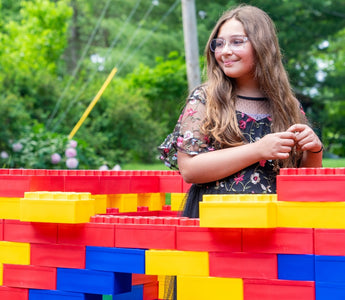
[315,255,345,283]
[278,254,315,281]
[29,289,102,300]
[113,285,143,300]
[86,246,146,274]
[316,282,345,300]
[57,268,131,295]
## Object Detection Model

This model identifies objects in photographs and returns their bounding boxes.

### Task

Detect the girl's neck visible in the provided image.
[235,77,263,98]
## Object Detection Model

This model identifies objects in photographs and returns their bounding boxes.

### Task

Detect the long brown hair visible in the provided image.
[202,4,306,168]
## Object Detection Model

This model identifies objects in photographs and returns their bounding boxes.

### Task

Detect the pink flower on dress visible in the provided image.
[239,120,247,129]
[177,137,184,147]
[234,173,244,185]
[259,160,266,167]
[186,108,197,116]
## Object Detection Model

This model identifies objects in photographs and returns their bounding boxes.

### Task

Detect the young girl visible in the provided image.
[159,4,323,219]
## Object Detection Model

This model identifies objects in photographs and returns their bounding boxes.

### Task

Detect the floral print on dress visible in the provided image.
[158,85,278,193]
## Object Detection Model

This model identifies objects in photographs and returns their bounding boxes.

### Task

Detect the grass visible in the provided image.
[122,158,345,170]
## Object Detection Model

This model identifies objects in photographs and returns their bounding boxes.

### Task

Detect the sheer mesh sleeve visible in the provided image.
[158,86,214,169]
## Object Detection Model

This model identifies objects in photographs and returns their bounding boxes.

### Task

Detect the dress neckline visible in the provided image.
[237,95,268,101]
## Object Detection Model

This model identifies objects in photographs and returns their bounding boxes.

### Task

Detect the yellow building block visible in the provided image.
[200,194,277,228]
[138,193,166,210]
[171,193,186,211]
[146,250,209,276]
[93,194,107,214]
[277,201,345,229]
[0,197,21,219]
[177,276,243,300]
[0,241,30,265]
[107,194,138,212]
[20,192,95,223]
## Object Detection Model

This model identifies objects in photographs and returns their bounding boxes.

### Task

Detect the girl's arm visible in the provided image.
[178,131,296,184]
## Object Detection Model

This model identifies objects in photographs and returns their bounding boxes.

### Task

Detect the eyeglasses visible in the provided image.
[210,35,249,53]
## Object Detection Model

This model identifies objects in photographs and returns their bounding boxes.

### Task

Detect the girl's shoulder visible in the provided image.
[188,84,208,105]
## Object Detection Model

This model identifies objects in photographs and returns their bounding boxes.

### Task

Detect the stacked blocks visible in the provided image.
[0,168,343,299]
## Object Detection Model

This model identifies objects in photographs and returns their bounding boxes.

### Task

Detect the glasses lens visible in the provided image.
[210,39,224,52]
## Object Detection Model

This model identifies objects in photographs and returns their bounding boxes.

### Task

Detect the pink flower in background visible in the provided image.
[68,140,78,148]
[1,151,9,159]
[51,153,62,164]
[99,165,109,170]
[66,157,79,169]
[65,147,77,158]
[12,142,23,152]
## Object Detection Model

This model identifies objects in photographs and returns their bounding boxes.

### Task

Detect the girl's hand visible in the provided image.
[287,124,323,153]
[256,132,296,160]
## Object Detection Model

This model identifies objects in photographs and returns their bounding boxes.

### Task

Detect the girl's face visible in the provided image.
[214,18,255,82]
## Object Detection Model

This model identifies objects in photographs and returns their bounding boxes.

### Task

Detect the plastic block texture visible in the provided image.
[315,255,345,283]
[137,193,166,211]
[64,175,100,194]
[277,201,345,228]
[107,194,138,213]
[86,246,146,274]
[209,252,277,279]
[242,228,314,254]
[277,174,345,202]
[243,279,315,300]
[4,220,57,244]
[316,282,345,300]
[31,244,85,268]
[176,227,241,252]
[0,219,3,241]
[200,195,277,228]
[277,254,315,281]
[0,197,21,219]
[114,284,144,300]
[57,268,131,295]
[0,175,30,197]
[0,286,28,300]
[29,290,103,300]
[314,229,345,255]
[20,192,95,223]
[57,223,115,247]
[177,276,243,300]
[146,250,209,276]
[3,264,56,289]
[115,223,176,250]
[0,241,30,264]
[170,193,186,211]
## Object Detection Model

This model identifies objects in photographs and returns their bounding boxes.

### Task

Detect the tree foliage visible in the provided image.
[0,0,344,169]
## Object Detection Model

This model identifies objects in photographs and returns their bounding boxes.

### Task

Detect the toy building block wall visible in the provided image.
[0,168,343,299]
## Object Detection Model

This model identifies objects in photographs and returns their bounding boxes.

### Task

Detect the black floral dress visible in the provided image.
[158,86,278,218]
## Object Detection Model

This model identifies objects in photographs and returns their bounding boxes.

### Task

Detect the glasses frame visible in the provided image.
[210,35,249,53]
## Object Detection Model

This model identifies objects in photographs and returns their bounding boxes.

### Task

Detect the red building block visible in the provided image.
[242,228,314,254]
[314,229,345,256]
[115,223,176,250]
[176,226,241,252]
[159,173,183,193]
[64,175,101,194]
[30,175,64,192]
[99,175,131,194]
[209,252,277,279]
[3,264,56,290]
[31,243,85,268]
[277,174,345,202]
[132,274,158,286]
[58,223,115,247]
[143,282,159,300]
[0,175,30,197]
[4,220,58,244]
[243,279,315,300]
[0,286,28,300]
[130,175,160,193]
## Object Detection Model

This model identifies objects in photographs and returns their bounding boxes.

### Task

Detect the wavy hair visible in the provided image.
[202,4,306,168]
